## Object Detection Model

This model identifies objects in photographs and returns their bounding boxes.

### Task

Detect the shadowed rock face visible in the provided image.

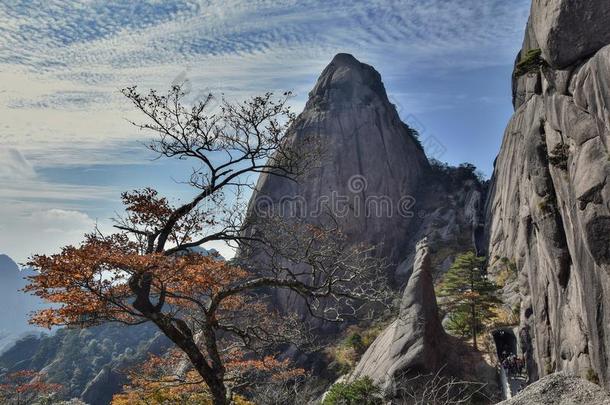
[486,0,610,387]
[349,239,447,390]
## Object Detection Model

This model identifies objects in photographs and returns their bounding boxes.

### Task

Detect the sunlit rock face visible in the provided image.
[248,53,428,276]
[486,0,610,386]
[244,54,486,324]
[349,239,447,390]
[529,0,610,69]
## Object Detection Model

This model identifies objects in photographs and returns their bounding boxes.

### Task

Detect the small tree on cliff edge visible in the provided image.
[437,252,500,350]
[24,86,392,405]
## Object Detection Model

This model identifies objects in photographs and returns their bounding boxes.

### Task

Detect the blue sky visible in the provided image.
[0,0,531,262]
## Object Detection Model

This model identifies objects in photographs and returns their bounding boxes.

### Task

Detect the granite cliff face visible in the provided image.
[245,54,486,321]
[249,53,428,279]
[486,0,610,386]
[528,0,610,69]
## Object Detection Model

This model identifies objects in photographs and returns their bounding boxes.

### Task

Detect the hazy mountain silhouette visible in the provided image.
[0,254,45,352]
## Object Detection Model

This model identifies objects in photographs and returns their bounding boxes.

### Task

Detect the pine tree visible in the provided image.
[437,252,501,350]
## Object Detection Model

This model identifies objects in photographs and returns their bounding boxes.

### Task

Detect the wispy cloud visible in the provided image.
[0,203,98,263]
[0,147,116,260]
[0,0,530,261]
[1,1,530,70]
[0,0,530,167]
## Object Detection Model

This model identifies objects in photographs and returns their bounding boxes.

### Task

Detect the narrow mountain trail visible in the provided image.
[492,328,527,400]
[499,364,527,399]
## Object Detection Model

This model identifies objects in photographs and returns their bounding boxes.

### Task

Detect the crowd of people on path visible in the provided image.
[501,351,524,376]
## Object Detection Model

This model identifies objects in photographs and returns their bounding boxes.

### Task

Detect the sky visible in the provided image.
[0,0,531,263]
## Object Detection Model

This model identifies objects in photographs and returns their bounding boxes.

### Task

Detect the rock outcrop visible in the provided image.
[347,239,498,401]
[244,54,487,322]
[349,239,448,390]
[529,0,610,69]
[498,373,610,405]
[248,53,428,283]
[486,0,610,387]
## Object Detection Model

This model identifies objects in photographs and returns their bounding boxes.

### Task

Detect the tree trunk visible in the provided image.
[206,376,229,405]
[130,280,229,405]
[472,302,478,350]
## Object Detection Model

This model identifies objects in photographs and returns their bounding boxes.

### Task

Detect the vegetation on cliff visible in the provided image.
[514,48,546,77]
[437,252,501,350]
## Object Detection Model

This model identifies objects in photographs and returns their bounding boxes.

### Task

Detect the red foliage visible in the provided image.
[0,370,62,404]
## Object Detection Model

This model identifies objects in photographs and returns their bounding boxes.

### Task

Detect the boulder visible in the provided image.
[530,0,610,68]
[349,239,447,390]
[498,373,610,405]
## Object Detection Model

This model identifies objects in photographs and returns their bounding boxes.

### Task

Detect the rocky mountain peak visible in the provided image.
[248,53,429,262]
[306,53,389,112]
[244,52,488,328]
[244,53,435,323]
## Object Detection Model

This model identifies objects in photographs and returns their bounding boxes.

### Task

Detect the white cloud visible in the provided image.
[29,208,96,233]
[0,147,116,262]
[0,205,99,263]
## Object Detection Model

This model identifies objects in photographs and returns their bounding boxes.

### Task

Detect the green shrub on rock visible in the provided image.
[322,377,382,405]
[586,368,601,385]
[515,49,546,77]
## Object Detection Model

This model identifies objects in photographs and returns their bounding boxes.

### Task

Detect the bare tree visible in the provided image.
[391,366,489,405]
[249,374,324,405]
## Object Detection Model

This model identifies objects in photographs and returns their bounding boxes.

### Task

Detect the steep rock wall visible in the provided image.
[244,54,486,323]
[486,2,610,386]
[248,53,428,276]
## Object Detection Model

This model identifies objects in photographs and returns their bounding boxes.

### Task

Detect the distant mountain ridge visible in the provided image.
[0,253,45,353]
[0,323,171,404]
